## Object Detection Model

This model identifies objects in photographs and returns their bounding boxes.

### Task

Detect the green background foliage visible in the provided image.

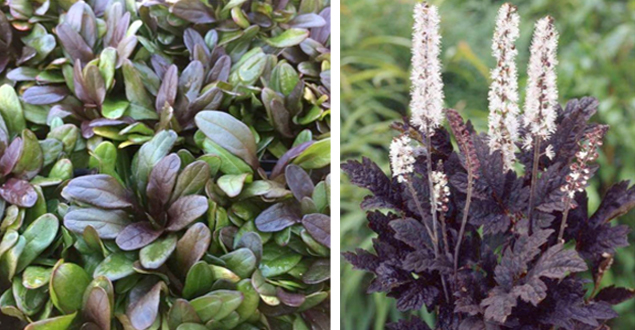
[340,0,635,328]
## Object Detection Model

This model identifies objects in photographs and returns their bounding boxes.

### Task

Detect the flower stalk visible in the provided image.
[523,16,559,234]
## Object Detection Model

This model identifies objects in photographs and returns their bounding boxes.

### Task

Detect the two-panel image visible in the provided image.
[0,0,633,329]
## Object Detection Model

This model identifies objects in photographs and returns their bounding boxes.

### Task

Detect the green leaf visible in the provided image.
[47,124,79,154]
[191,290,243,323]
[264,28,309,48]
[102,99,129,119]
[24,312,77,330]
[176,324,207,330]
[260,245,303,278]
[22,266,52,289]
[302,259,329,284]
[49,158,73,181]
[201,138,252,175]
[99,47,117,89]
[292,138,330,169]
[12,275,47,315]
[220,248,256,278]
[195,111,258,169]
[50,261,91,314]
[235,279,259,322]
[93,252,135,281]
[131,130,177,195]
[217,173,250,198]
[122,59,153,109]
[170,160,210,203]
[16,214,59,272]
[270,61,300,96]
[0,85,26,138]
[0,230,19,261]
[168,299,202,329]
[140,233,177,269]
[0,236,25,281]
[88,141,119,179]
[182,261,214,299]
[13,129,44,180]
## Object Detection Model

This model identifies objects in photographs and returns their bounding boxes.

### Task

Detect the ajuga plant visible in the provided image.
[343,3,635,329]
[0,0,330,329]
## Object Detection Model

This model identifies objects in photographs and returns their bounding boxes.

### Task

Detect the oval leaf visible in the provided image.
[195,111,258,169]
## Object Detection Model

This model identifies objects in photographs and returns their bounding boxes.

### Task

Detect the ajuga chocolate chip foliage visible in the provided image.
[343,3,635,329]
[0,0,330,329]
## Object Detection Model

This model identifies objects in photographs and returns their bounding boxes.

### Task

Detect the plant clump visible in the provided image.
[0,0,331,329]
[343,2,635,329]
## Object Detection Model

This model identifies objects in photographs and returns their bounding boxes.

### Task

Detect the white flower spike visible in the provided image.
[523,16,559,145]
[488,3,520,170]
[410,3,445,134]
[390,135,415,183]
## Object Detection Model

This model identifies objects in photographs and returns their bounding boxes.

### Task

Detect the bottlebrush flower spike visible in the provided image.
[409,2,445,134]
[446,109,480,177]
[561,125,607,198]
[390,135,415,183]
[488,3,520,170]
[523,16,559,146]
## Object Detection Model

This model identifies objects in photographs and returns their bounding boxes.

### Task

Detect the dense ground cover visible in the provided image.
[0,0,331,329]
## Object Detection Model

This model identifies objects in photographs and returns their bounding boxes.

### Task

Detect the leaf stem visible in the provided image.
[557,196,572,243]
[425,130,440,254]
[405,180,438,254]
[527,137,542,235]
[453,171,473,277]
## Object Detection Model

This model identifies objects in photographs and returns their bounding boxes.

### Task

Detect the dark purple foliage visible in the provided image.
[342,98,635,329]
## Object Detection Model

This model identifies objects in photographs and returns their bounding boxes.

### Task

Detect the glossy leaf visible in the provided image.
[301,213,330,248]
[50,261,91,314]
[64,208,130,239]
[139,233,177,269]
[195,111,258,169]
[62,174,132,209]
[131,130,178,195]
[175,223,211,274]
[166,195,209,232]
[24,312,77,330]
[127,282,164,330]
[93,252,135,281]
[182,261,214,299]
[115,222,163,251]
[0,178,38,207]
[0,84,25,137]
[255,202,301,232]
[147,153,181,213]
[264,28,309,48]
[168,299,201,329]
[16,213,59,272]
[170,160,210,203]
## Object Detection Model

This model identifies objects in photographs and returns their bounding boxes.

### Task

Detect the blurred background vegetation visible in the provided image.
[340,0,635,328]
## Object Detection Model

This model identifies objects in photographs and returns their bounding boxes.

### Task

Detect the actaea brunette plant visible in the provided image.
[343,3,635,329]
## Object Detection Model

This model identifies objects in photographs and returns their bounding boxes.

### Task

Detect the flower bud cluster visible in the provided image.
[446,109,480,177]
[560,126,607,198]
